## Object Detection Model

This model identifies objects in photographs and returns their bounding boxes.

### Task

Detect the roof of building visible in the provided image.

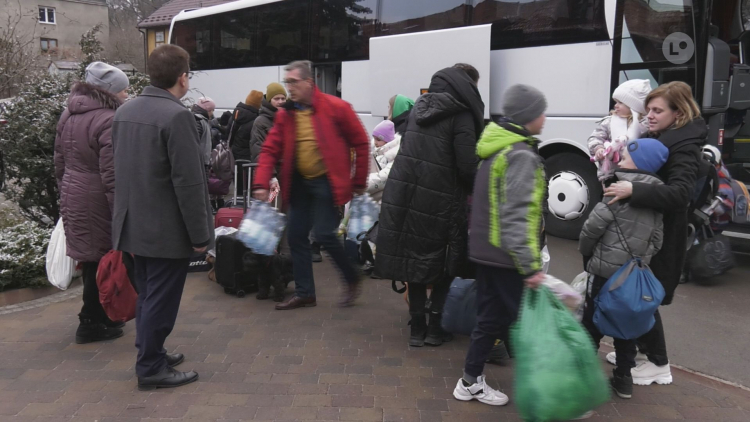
[138,0,235,28]
[49,61,80,70]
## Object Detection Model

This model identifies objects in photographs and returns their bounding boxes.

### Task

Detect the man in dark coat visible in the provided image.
[375,64,485,347]
[112,45,212,391]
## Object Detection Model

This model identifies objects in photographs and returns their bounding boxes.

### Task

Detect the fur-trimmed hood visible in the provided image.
[67,82,123,114]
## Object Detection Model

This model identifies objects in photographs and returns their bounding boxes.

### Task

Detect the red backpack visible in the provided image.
[96,251,138,323]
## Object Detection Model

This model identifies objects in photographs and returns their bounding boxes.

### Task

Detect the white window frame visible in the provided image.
[39,6,56,24]
[40,37,58,52]
[155,30,165,47]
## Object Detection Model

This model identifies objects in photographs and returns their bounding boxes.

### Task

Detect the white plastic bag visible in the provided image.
[347,194,379,241]
[45,219,76,290]
[542,274,583,312]
[570,271,589,321]
[237,200,286,256]
[541,245,551,274]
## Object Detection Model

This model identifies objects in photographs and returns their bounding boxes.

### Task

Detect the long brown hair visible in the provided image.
[645,81,701,129]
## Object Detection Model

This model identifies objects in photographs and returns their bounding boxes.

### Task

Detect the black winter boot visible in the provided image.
[75,318,124,344]
[408,313,427,347]
[424,312,451,346]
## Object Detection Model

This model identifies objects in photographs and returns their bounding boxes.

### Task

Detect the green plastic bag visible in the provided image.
[511,286,609,422]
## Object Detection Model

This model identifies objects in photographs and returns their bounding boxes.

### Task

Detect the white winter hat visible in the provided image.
[612,79,652,116]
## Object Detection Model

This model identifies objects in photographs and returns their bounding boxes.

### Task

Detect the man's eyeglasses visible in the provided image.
[186,71,194,80]
[283,78,307,86]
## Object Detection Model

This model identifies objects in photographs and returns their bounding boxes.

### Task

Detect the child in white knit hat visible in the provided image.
[588,79,652,182]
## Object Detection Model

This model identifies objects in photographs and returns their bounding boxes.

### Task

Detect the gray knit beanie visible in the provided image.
[502,84,547,125]
[85,62,129,94]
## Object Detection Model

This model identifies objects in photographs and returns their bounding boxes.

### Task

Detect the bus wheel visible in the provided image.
[545,152,602,240]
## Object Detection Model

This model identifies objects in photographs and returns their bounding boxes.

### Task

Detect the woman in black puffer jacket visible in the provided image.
[376,64,485,348]
[604,81,705,387]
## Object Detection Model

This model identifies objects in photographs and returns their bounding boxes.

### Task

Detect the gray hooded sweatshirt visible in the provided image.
[579,170,664,279]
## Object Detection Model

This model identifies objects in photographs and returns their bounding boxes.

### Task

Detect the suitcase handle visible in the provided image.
[240,162,258,213]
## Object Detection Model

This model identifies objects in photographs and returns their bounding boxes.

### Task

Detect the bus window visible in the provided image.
[380,0,470,36]
[620,0,695,65]
[172,17,213,71]
[214,9,257,69]
[256,0,310,67]
[471,0,608,50]
[311,0,378,62]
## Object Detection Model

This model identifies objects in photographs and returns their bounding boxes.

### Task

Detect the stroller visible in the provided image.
[683,146,740,284]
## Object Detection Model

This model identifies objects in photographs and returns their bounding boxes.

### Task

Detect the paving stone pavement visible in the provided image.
[0,260,749,422]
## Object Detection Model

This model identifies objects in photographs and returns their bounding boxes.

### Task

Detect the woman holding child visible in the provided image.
[603,81,706,388]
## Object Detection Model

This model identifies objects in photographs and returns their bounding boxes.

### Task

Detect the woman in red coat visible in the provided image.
[54,62,129,344]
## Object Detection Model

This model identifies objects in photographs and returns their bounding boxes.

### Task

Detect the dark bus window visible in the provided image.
[472,0,608,50]
[380,0,469,36]
[171,16,213,71]
[214,9,257,69]
[256,0,311,66]
[311,0,378,62]
[620,0,695,65]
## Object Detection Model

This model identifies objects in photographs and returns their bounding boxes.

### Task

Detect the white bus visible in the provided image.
[170,0,750,240]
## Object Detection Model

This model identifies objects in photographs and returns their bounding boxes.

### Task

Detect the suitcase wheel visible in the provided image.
[236,290,246,298]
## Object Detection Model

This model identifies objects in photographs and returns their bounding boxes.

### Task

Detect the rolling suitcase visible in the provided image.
[214,233,258,297]
[214,161,256,228]
[214,163,267,297]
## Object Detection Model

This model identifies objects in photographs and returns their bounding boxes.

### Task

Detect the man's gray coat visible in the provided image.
[112,86,213,259]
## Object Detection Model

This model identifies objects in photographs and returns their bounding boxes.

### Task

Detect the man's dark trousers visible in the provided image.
[287,172,358,299]
[133,256,189,377]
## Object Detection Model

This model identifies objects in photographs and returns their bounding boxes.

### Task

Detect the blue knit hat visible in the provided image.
[626,138,669,173]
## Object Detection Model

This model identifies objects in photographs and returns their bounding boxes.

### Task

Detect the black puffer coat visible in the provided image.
[392,109,410,135]
[229,102,259,161]
[630,118,706,305]
[249,99,277,163]
[375,68,485,285]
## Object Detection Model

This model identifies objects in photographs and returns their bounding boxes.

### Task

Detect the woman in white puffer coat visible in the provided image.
[367,120,401,201]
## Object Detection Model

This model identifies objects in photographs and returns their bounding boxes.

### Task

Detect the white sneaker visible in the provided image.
[605,351,648,366]
[631,360,672,385]
[572,410,595,420]
[453,375,509,406]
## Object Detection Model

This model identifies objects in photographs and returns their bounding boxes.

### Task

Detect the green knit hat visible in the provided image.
[392,95,415,119]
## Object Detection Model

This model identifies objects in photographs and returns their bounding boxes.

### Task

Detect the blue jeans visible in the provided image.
[288,173,357,298]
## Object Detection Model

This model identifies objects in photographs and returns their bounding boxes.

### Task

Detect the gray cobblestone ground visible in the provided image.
[0,262,747,421]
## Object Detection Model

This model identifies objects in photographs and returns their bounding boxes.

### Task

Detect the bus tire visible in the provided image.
[544,152,602,240]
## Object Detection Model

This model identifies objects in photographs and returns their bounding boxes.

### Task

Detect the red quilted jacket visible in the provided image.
[253,88,370,207]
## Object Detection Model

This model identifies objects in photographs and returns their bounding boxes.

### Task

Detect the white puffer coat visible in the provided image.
[367,134,401,200]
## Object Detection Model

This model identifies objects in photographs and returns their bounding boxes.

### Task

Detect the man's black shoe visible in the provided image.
[166,353,184,367]
[137,366,198,391]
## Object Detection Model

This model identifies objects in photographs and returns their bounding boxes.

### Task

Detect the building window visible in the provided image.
[40,38,58,52]
[39,7,55,24]
[155,30,165,47]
